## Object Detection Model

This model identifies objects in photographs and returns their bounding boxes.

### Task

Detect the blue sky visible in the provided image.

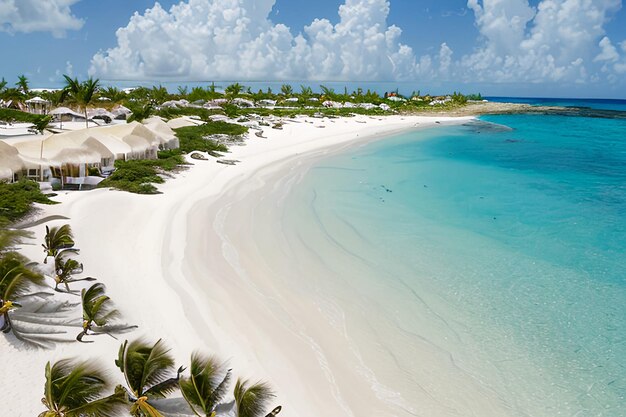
[1,0,625,98]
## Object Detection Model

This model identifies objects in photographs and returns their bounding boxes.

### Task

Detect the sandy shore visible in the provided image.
[1,114,487,416]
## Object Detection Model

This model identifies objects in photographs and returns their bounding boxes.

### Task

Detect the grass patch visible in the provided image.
[0,108,46,124]
[174,121,245,154]
[97,152,187,194]
[0,179,56,223]
[155,106,222,121]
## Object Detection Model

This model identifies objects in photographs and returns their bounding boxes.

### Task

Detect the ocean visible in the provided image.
[278,104,626,416]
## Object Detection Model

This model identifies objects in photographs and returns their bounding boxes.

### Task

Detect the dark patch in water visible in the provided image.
[463,120,514,134]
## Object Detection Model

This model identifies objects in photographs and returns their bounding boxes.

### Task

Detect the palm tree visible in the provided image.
[16,74,29,94]
[0,252,44,333]
[280,84,293,97]
[40,359,128,417]
[32,115,53,134]
[53,253,95,293]
[225,83,244,100]
[180,353,232,417]
[1,87,25,107]
[100,86,126,104]
[77,283,136,343]
[42,224,77,263]
[115,338,185,417]
[127,103,154,123]
[299,85,313,102]
[319,85,336,101]
[0,77,7,92]
[61,75,100,128]
[233,379,275,417]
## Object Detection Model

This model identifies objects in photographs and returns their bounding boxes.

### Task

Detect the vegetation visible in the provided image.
[53,252,95,293]
[0,250,43,333]
[77,283,135,343]
[234,379,275,417]
[40,359,127,417]
[175,121,245,153]
[42,224,77,262]
[39,359,127,417]
[181,353,232,417]
[115,338,185,417]
[97,151,187,194]
[0,179,55,224]
[60,75,101,128]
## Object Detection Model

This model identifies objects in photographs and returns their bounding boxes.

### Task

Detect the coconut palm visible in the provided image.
[115,338,185,417]
[61,75,100,128]
[233,379,275,417]
[280,84,293,97]
[0,252,44,333]
[77,283,136,343]
[39,359,128,417]
[32,115,53,134]
[180,353,232,417]
[0,77,7,92]
[16,74,29,94]
[225,83,244,100]
[42,224,77,263]
[53,253,95,293]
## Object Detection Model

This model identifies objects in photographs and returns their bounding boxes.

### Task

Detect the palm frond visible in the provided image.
[0,252,44,301]
[67,385,128,417]
[181,352,232,416]
[42,359,116,415]
[234,379,275,417]
[43,224,76,260]
[117,338,178,398]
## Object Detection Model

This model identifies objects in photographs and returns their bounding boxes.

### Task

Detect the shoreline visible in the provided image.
[2,114,475,416]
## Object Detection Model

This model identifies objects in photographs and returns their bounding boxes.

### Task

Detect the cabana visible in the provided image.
[47,147,104,190]
[25,97,50,115]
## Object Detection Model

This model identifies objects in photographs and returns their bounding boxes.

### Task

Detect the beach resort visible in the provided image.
[2,1,626,417]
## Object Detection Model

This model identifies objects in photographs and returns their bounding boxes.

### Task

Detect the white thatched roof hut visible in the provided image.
[0,141,24,179]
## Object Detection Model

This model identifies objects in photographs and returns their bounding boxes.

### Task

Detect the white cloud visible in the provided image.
[0,0,84,37]
[595,37,619,62]
[90,0,424,81]
[461,0,623,83]
[90,0,625,86]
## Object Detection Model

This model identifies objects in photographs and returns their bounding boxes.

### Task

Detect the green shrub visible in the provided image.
[0,179,56,223]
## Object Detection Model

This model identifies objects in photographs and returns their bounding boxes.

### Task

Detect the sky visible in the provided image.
[0,0,625,98]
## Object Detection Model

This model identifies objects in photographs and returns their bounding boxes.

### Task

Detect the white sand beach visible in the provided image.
[0,114,520,417]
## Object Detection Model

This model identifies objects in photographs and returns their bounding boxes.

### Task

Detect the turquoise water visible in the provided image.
[284,114,626,416]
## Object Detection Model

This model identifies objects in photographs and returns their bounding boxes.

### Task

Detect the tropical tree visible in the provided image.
[0,251,44,333]
[0,77,7,92]
[31,115,53,134]
[115,338,185,417]
[99,86,127,104]
[225,83,244,100]
[299,85,313,102]
[233,379,275,417]
[53,253,95,293]
[127,103,154,123]
[60,75,100,128]
[42,224,77,263]
[77,283,136,343]
[177,86,189,98]
[149,85,170,105]
[1,87,25,106]
[280,84,293,97]
[39,359,128,417]
[16,74,29,94]
[319,85,336,101]
[180,353,232,417]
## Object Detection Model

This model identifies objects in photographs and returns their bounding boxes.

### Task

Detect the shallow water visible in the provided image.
[280,113,626,416]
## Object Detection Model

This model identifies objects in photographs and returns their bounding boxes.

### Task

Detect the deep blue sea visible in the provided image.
[284,102,626,416]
